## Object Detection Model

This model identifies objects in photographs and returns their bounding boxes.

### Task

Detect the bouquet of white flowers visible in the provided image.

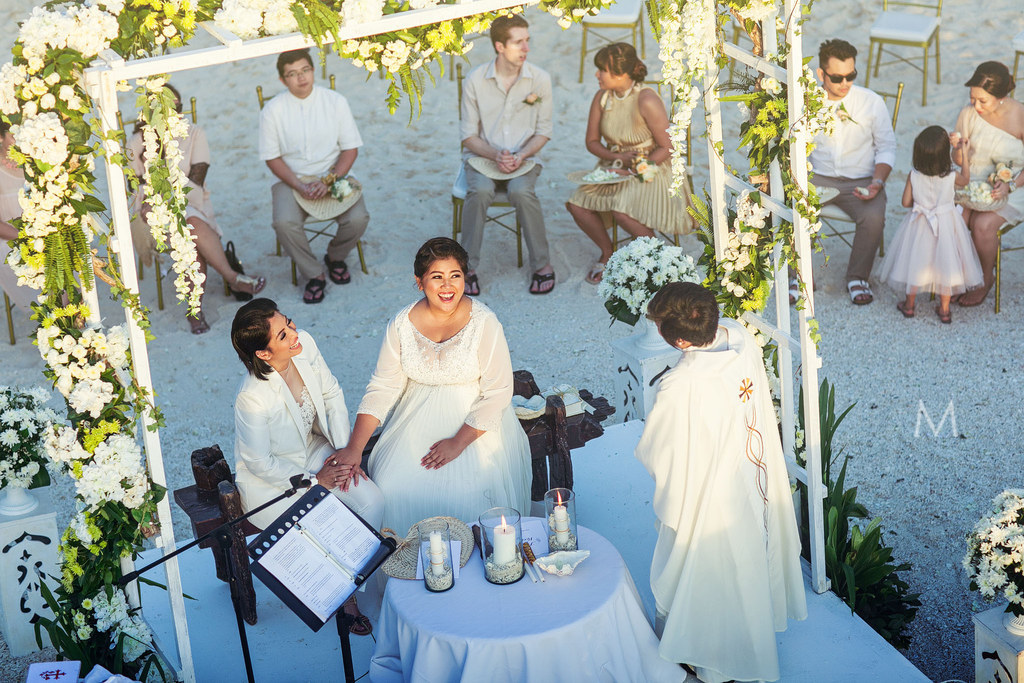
[0,385,59,489]
[956,180,1006,212]
[965,489,1024,615]
[597,237,700,326]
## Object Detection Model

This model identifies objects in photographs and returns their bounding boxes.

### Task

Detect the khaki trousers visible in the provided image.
[271,181,369,283]
[462,165,549,272]
[815,174,887,282]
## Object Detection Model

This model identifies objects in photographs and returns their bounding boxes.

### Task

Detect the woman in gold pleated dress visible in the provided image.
[567,43,693,284]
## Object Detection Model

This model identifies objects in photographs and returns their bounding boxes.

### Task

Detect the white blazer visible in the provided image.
[233,330,351,529]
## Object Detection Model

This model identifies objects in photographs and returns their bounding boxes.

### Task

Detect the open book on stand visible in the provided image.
[248,485,394,631]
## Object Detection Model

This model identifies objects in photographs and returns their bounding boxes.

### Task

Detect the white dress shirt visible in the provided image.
[810,84,896,179]
[258,85,362,177]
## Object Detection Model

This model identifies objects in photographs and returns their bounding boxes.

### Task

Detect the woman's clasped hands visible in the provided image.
[317,445,367,492]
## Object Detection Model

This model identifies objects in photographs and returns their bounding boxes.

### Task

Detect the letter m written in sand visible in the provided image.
[915,400,958,438]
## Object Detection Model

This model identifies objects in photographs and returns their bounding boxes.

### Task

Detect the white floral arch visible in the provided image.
[4,0,831,678]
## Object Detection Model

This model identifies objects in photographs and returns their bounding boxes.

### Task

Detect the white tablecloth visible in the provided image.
[369,524,682,682]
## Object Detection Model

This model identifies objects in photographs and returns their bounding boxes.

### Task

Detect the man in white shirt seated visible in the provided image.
[810,39,896,306]
[460,15,556,296]
[258,49,369,304]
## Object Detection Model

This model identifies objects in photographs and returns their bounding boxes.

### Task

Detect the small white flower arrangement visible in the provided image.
[990,161,1016,186]
[597,236,700,326]
[965,490,1024,615]
[0,385,60,490]
[633,155,657,183]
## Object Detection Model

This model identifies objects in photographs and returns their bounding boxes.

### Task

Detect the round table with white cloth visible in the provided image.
[369,523,683,682]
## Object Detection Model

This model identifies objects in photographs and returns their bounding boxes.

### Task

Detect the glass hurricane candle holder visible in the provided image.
[478,507,524,585]
[544,487,578,552]
[418,521,454,592]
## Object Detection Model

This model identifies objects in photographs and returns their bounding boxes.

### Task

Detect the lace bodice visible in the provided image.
[357,299,514,432]
[297,385,315,437]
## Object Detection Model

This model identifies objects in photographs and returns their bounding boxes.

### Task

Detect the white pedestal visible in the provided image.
[609,324,681,423]
[0,487,58,656]
[975,605,1024,683]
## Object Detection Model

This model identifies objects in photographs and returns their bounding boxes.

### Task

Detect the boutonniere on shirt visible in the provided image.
[835,103,852,123]
[523,93,541,105]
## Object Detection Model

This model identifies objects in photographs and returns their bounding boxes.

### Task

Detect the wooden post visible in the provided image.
[217,481,257,626]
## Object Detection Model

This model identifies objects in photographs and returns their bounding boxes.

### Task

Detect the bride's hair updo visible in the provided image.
[965,61,1015,98]
[594,43,647,83]
[414,237,469,278]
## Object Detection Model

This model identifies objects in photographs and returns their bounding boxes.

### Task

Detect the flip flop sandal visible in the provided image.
[348,613,372,636]
[934,305,951,324]
[529,271,555,295]
[231,274,266,296]
[464,272,480,296]
[585,261,605,285]
[323,255,351,285]
[303,277,326,304]
[896,301,915,318]
[188,311,210,334]
[847,279,873,305]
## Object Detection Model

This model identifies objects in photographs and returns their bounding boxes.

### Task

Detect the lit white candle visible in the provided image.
[492,515,517,565]
[553,492,570,546]
[429,530,445,577]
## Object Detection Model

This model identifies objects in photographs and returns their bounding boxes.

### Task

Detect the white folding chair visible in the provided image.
[864,0,941,105]
[578,0,645,82]
[1012,29,1024,82]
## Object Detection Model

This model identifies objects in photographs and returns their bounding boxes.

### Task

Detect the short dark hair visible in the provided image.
[490,15,529,51]
[912,125,952,177]
[818,39,857,66]
[594,43,647,83]
[646,282,719,348]
[277,49,314,79]
[965,61,1015,98]
[414,237,469,278]
[231,298,279,381]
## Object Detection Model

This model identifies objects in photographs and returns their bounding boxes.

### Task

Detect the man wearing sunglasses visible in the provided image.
[809,39,896,306]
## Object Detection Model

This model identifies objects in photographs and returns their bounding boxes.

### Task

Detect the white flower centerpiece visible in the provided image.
[0,385,60,515]
[597,237,701,344]
[965,489,1024,634]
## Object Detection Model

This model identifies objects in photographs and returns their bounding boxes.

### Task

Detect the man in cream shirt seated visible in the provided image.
[810,38,897,306]
[259,48,369,304]
[460,14,556,296]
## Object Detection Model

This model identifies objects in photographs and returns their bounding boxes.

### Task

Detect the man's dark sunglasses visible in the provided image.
[823,69,857,84]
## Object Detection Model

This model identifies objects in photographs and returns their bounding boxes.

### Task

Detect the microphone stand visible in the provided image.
[119,474,312,683]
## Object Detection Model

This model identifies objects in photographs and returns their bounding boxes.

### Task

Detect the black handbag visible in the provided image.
[224,241,253,301]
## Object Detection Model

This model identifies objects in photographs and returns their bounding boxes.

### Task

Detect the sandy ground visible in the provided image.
[3,0,1024,680]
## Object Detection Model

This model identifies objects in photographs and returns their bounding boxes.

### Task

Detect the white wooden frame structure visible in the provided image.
[78,2,538,680]
[706,3,828,593]
[73,1,829,678]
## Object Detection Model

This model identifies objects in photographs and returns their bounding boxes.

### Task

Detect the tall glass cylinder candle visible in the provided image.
[478,507,524,585]
[418,521,454,592]
[544,488,578,552]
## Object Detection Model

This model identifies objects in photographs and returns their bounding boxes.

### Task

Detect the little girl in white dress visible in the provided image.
[879,125,983,323]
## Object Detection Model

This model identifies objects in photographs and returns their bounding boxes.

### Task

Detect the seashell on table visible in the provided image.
[534,550,590,576]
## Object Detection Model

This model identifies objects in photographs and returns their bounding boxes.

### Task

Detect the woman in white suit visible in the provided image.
[231,298,383,635]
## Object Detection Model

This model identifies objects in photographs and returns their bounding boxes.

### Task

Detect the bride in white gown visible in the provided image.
[335,237,531,534]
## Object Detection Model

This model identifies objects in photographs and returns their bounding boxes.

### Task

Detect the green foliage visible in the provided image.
[798,378,920,649]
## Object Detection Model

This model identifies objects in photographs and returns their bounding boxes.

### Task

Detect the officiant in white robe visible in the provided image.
[635,283,806,683]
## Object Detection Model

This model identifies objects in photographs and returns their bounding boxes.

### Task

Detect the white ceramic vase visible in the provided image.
[1004,610,1024,636]
[635,317,671,351]
[0,485,38,516]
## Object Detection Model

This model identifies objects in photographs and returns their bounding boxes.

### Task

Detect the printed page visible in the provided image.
[258,527,353,623]
[299,494,381,572]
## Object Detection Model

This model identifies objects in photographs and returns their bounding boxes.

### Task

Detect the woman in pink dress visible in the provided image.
[128,85,266,333]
